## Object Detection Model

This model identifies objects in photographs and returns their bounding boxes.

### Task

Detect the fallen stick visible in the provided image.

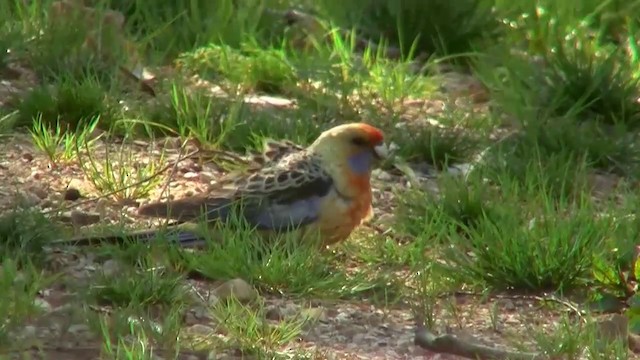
[414,317,545,360]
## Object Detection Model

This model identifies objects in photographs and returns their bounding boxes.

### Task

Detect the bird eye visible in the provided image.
[351,136,368,146]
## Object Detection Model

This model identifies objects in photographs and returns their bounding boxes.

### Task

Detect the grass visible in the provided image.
[1,0,640,358]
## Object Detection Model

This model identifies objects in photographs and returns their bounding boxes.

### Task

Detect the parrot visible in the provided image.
[56,122,388,249]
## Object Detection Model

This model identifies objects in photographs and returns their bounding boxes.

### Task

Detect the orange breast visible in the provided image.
[317,174,373,246]
[348,173,374,222]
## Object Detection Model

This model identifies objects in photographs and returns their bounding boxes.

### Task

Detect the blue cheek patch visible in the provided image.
[348,151,374,175]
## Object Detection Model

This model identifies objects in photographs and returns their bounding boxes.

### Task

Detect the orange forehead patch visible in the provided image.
[358,123,384,144]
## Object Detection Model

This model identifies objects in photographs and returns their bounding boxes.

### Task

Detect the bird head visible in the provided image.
[308,123,387,176]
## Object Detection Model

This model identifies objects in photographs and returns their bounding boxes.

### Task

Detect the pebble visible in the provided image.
[21,153,34,162]
[68,323,91,336]
[22,325,37,338]
[64,210,101,226]
[33,298,52,312]
[16,191,41,207]
[101,259,122,277]
[187,324,214,336]
[212,278,258,303]
[64,187,82,201]
[191,305,215,321]
[28,185,49,199]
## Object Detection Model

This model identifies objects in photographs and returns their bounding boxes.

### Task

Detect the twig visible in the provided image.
[414,317,545,360]
[156,137,192,203]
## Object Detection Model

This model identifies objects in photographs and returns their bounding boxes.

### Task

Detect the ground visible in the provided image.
[1,0,640,359]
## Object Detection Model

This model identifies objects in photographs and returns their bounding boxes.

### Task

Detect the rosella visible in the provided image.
[63,123,387,248]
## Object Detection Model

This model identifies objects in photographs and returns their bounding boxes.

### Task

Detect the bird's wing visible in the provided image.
[259,139,305,164]
[138,153,335,231]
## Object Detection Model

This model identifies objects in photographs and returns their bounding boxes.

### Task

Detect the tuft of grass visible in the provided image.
[0,259,52,347]
[542,43,640,128]
[0,207,60,266]
[176,222,349,296]
[391,124,482,170]
[30,114,101,167]
[532,314,630,359]
[170,219,400,300]
[481,142,592,200]
[474,26,640,174]
[77,140,165,201]
[94,305,185,359]
[439,166,609,292]
[168,85,244,148]
[16,76,112,130]
[208,296,311,357]
[177,42,298,95]
[89,267,187,308]
[317,0,501,62]
[358,55,435,107]
[108,0,271,58]
[17,1,125,83]
[396,174,500,238]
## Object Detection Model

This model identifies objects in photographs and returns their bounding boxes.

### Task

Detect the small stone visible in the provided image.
[28,185,49,200]
[117,198,139,207]
[22,325,37,338]
[265,306,283,321]
[212,278,258,303]
[335,311,350,323]
[16,191,40,207]
[187,324,214,336]
[498,299,516,311]
[33,298,52,312]
[191,305,214,321]
[280,303,299,318]
[200,172,215,182]
[595,314,628,349]
[372,169,392,181]
[64,188,82,201]
[21,153,34,162]
[301,307,327,323]
[183,172,199,179]
[68,323,90,336]
[27,170,43,181]
[67,210,101,227]
[629,333,640,353]
[376,213,394,226]
[101,259,122,277]
[95,198,109,219]
[162,136,183,149]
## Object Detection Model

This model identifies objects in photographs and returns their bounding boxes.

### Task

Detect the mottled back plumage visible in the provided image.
[138,149,334,231]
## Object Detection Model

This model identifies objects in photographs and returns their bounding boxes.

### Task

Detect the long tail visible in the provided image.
[50,225,208,249]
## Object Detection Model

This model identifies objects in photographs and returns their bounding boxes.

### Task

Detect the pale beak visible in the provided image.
[373,143,389,159]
